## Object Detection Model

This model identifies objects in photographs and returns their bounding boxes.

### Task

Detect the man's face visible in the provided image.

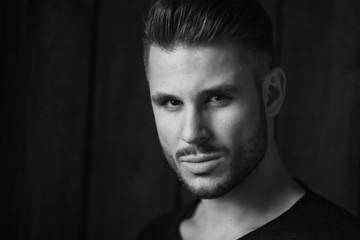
[147,41,267,199]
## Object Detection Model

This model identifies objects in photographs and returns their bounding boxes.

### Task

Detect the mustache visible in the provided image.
[175,145,220,160]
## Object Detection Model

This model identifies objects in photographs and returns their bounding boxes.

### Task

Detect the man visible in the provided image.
[137,0,360,239]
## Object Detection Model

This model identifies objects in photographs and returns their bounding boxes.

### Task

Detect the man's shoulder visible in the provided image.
[303,190,360,238]
[262,190,360,239]
[135,190,360,240]
[135,210,179,240]
[135,201,198,240]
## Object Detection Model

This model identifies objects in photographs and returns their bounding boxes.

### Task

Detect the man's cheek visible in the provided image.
[158,125,177,152]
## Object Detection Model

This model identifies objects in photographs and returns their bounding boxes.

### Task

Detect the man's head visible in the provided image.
[143,0,274,83]
[143,0,286,199]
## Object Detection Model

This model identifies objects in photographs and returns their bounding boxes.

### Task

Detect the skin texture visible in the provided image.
[147,40,304,239]
[148,42,268,199]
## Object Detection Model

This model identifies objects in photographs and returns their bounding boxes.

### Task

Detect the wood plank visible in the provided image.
[277,0,360,216]
[0,0,95,239]
[86,1,178,239]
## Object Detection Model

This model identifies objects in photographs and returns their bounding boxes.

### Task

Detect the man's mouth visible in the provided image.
[179,152,222,163]
[178,153,223,174]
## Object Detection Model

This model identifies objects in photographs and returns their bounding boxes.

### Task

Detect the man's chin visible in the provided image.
[179,176,237,199]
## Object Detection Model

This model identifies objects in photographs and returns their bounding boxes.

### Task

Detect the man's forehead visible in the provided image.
[147,42,259,99]
[147,41,255,77]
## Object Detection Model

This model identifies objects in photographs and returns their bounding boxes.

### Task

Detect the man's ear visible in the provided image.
[262,67,286,117]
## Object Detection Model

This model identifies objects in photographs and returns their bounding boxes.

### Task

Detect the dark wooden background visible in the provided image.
[1,0,359,239]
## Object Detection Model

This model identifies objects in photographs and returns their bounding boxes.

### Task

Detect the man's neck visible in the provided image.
[180,142,305,240]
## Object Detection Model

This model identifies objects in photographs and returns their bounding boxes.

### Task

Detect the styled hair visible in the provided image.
[143,0,274,71]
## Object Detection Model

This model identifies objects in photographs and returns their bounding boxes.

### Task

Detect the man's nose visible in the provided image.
[180,107,210,144]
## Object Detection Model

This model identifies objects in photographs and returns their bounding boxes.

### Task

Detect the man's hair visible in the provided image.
[143,0,274,72]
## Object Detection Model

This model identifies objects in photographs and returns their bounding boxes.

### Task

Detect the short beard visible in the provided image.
[196,117,267,199]
[162,101,268,199]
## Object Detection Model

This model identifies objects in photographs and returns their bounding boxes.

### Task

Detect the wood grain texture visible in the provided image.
[85,1,178,239]
[1,0,95,239]
[277,0,360,216]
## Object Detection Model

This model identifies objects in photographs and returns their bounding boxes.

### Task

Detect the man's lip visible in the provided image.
[179,153,222,163]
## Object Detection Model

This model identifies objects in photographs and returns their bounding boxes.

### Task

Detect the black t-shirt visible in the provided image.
[136,188,360,240]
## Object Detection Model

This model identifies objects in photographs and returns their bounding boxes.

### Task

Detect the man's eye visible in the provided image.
[209,95,228,102]
[161,98,182,110]
[207,94,232,106]
[168,99,181,106]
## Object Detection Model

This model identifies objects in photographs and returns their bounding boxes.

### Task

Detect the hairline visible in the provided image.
[144,39,272,93]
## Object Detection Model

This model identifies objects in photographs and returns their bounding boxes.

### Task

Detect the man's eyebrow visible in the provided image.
[202,84,240,95]
[151,92,178,104]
